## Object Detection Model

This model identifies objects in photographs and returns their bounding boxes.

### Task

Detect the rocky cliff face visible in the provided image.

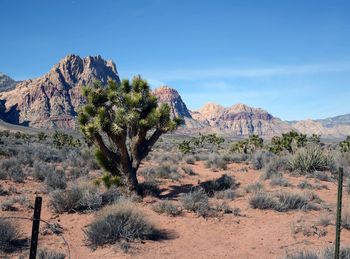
[0,73,17,92]
[153,86,204,128]
[192,103,293,136]
[0,55,120,128]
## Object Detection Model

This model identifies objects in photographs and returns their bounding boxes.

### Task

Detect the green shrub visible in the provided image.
[297,181,313,189]
[249,191,319,212]
[284,251,318,259]
[32,161,52,181]
[184,155,195,165]
[181,188,210,217]
[245,182,264,193]
[249,192,276,210]
[205,154,228,171]
[261,155,290,180]
[339,136,350,153]
[85,202,156,247]
[45,169,67,190]
[0,219,21,252]
[270,175,290,187]
[323,246,350,259]
[50,184,102,213]
[289,145,329,173]
[230,135,263,154]
[36,248,66,259]
[214,189,236,200]
[0,158,24,181]
[153,200,182,216]
[139,181,162,197]
[155,164,181,180]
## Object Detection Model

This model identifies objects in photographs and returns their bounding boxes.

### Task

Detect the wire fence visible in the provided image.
[0,197,71,259]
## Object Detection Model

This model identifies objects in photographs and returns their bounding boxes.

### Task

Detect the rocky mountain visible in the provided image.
[316,114,350,127]
[0,73,17,91]
[0,55,120,129]
[153,86,204,128]
[1,54,349,137]
[292,119,350,137]
[192,103,293,136]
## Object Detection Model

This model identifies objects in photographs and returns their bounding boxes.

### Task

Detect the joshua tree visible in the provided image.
[78,76,179,194]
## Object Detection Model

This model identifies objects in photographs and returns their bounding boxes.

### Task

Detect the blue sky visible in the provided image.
[1,0,350,120]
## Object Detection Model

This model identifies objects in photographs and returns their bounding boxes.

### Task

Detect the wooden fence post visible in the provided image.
[334,167,343,259]
[29,196,42,259]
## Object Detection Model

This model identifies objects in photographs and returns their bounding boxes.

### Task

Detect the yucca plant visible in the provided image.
[78,76,180,194]
[289,145,329,173]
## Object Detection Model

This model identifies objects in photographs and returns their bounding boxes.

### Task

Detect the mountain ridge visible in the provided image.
[1,54,349,137]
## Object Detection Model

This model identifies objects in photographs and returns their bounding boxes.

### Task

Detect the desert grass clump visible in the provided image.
[153,200,182,216]
[0,158,25,182]
[1,198,16,211]
[85,202,156,248]
[139,181,162,197]
[184,155,196,165]
[200,174,237,195]
[212,201,235,214]
[289,145,329,173]
[50,183,102,213]
[275,192,319,212]
[323,246,350,259]
[32,161,52,181]
[251,151,274,170]
[214,189,236,200]
[249,192,276,210]
[0,219,21,252]
[153,165,181,180]
[284,250,319,259]
[341,210,350,230]
[245,182,264,193]
[297,181,313,189]
[181,188,210,217]
[181,166,196,176]
[205,154,228,171]
[311,171,332,182]
[270,175,291,187]
[45,169,67,190]
[250,191,319,212]
[261,155,290,180]
[36,248,66,259]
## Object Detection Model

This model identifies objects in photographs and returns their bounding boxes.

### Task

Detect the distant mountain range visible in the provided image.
[0,54,349,138]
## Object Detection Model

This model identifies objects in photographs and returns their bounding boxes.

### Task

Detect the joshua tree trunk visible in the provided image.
[127,167,140,195]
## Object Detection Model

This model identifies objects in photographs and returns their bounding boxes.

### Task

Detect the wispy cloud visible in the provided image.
[128,61,350,82]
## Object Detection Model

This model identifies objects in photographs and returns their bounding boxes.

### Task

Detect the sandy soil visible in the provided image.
[1,161,349,259]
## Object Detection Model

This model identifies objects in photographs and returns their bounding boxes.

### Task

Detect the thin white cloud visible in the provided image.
[130,61,350,82]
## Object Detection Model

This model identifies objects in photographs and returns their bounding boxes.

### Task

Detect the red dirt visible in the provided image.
[1,161,349,259]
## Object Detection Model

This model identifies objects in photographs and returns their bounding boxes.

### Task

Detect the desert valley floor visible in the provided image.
[1,156,349,259]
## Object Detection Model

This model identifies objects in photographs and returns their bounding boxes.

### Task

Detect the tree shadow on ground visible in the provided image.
[159,183,195,199]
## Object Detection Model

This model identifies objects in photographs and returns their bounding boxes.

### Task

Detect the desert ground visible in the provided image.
[0,131,350,259]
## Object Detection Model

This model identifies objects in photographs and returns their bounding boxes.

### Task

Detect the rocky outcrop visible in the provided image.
[192,103,293,136]
[0,73,17,92]
[0,55,120,128]
[153,86,204,128]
